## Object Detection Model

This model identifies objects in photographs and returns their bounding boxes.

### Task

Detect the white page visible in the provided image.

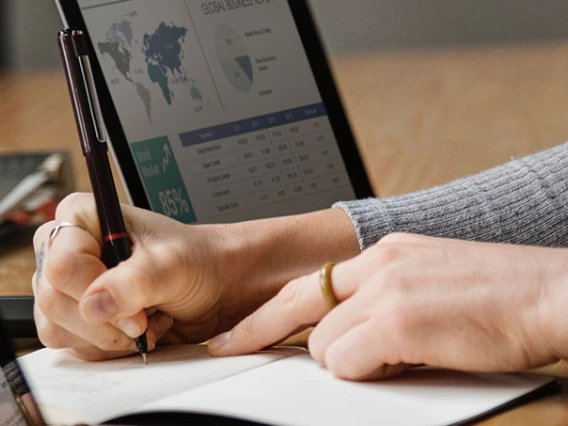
[19,345,302,426]
[141,353,555,426]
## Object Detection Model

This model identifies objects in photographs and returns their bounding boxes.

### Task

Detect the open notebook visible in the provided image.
[19,345,559,426]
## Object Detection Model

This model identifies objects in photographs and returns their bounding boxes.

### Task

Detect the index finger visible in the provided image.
[35,225,104,300]
[208,261,359,357]
[53,193,105,242]
[33,193,105,258]
[34,195,106,301]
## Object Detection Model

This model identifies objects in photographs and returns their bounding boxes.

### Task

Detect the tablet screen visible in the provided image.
[75,0,361,224]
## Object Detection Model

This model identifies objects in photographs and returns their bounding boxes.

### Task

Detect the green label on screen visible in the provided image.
[131,137,197,224]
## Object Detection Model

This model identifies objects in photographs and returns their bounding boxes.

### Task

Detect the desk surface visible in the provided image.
[1,42,568,424]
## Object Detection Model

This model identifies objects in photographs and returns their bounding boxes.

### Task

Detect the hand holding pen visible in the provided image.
[57,29,148,364]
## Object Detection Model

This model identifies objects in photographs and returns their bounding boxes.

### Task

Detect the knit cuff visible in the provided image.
[333,198,393,250]
[335,141,568,250]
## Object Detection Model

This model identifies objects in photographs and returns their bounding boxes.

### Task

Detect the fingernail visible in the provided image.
[154,315,173,333]
[208,331,231,350]
[83,291,118,322]
[116,318,141,339]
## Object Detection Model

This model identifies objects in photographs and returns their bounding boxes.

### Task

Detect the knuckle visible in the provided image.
[45,252,75,292]
[366,242,409,268]
[279,277,307,312]
[36,287,62,321]
[55,193,86,218]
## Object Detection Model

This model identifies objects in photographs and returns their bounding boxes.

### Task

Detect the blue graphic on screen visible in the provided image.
[97,15,203,122]
[235,56,253,83]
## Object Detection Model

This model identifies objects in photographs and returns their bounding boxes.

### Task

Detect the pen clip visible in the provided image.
[78,55,107,143]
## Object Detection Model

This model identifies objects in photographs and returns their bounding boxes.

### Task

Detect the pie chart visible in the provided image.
[215,23,254,93]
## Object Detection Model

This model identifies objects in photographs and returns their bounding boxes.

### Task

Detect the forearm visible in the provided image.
[336,141,568,250]
[218,208,359,323]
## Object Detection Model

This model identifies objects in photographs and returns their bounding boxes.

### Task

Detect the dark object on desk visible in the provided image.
[0,224,39,340]
[0,308,47,426]
[0,225,42,343]
[0,151,74,238]
[0,151,74,341]
[0,297,36,339]
[108,412,269,426]
[0,223,39,257]
[0,221,26,240]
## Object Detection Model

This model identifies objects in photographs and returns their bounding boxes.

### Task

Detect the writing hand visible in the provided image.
[209,234,568,380]
[32,193,233,361]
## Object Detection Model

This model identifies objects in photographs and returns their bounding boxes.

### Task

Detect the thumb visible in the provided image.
[79,258,164,335]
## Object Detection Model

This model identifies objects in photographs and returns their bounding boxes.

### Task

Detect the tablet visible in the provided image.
[56,0,373,224]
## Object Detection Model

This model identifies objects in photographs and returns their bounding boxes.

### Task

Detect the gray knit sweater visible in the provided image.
[334,142,568,251]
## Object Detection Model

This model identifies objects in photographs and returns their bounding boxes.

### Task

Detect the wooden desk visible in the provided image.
[1,42,568,424]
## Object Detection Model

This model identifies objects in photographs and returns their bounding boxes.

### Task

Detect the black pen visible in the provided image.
[57,29,148,364]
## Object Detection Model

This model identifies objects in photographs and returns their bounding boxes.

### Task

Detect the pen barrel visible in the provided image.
[85,150,132,266]
[58,30,97,157]
[102,237,132,269]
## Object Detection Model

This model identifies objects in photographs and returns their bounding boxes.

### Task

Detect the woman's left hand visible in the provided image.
[208,233,568,380]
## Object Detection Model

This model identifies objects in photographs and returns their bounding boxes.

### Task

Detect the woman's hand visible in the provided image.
[209,233,568,380]
[32,193,359,362]
[32,193,236,361]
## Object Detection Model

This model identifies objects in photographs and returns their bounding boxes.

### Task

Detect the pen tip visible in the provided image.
[142,353,148,365]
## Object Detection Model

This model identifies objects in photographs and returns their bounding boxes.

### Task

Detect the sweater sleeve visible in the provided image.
[334,142,568,250]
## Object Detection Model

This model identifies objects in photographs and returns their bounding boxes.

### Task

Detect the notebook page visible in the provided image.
[142,352,555,426]
[19,345,302,426]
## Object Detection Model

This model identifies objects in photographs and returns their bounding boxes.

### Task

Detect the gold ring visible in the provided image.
[48,222,89,249]
[320,263,338,309]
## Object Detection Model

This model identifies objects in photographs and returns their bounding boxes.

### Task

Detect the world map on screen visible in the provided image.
[97,15,203,123]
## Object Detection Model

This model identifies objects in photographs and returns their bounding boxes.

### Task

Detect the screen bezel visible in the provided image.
[56,0,375,215]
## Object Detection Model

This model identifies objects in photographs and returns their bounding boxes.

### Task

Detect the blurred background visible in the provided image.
[3,0,568,70]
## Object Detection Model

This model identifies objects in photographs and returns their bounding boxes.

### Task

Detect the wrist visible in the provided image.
[217,208,360,327]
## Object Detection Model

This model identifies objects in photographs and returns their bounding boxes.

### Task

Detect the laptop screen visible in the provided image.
[72,0,362,224]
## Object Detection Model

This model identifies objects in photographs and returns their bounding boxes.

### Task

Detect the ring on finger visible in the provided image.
[48,222,90,249]
[320,262,339,309]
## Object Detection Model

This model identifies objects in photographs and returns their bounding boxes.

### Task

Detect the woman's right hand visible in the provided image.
[32,193,360,362]
[32,193,243,361]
